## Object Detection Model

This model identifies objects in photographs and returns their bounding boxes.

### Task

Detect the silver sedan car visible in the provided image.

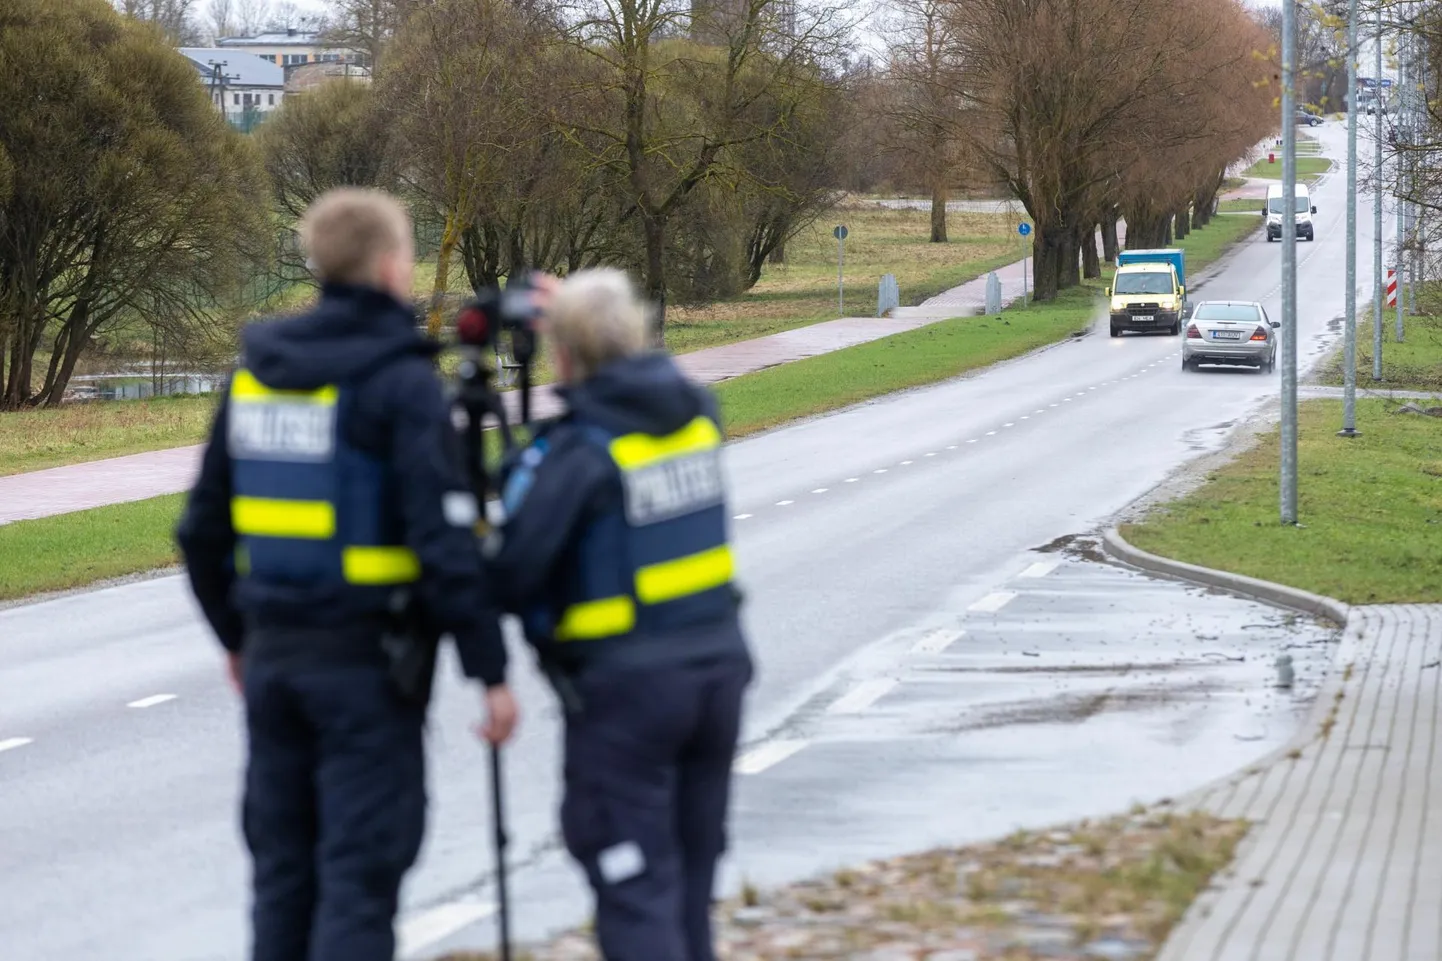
[1182,300,1279,372]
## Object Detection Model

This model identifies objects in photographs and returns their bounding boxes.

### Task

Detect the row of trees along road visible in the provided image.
[884,0,1277,302]
[4,0,1283,407]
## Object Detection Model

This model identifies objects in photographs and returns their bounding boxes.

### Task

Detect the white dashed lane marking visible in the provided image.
[844,478,859,483]
[734,739,809,775]
[397,897,497,959]
[910,629,965,654]
[900,460,913,465]
[811,488,828,494]
[968,591,1018,613]
[0,738,33,753]
[1019,560,1061,578]
[874,468,888,474]
[986,431,997,436]
[733,513,753,520]
[127,694,177,709]
[776,500,794,506]
[826,678,899,715]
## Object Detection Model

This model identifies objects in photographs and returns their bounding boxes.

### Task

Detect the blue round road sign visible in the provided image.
[834,225,848,240]
[1018,222,1032,237]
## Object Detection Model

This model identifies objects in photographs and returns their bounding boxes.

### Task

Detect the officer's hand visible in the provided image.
[478,684,518,745]
[224,652,244,693]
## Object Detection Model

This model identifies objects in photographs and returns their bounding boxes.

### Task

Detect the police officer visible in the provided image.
[175,188,518,961]
[487,267,753,961]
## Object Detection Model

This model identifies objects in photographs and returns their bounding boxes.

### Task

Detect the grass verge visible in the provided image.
[1241,156,1332,182]
[0,396,217,477]
[1180,214,1263,273]
[0,494,183,601]
[715,284,1098,437]
[436,807,1249,961]
[1123,398,1442,605]
[1317,308,1442,393]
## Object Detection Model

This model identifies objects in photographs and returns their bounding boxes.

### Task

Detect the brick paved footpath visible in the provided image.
[1159,604,1442,961]
[0,257,1038,526]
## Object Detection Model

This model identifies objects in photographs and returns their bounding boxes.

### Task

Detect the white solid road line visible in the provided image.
[909,629,965,654]
[1019,560,1061,578]
[396,896,497,959]
[825,678,899,715]
[968,591,1018,613]
[127,694,177,709]
[0,737,33,753]
[733,739,809,775]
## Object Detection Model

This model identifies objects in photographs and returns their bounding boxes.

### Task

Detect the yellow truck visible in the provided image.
[1106,248,1187,337]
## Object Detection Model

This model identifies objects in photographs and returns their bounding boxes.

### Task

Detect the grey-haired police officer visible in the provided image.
[487,267,753,961]
[176,188,517,961]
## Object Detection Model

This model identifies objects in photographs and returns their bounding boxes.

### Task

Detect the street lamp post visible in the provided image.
[1341,0,1360,437]
[1374,3,1385,381]
[1280,0,1298,525]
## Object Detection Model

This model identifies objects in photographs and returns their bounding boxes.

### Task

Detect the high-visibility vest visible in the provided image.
[547,414,736,646]
[226,368,419,590]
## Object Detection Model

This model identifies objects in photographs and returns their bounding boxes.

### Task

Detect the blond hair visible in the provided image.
[298,188,412,286]
[545,268,650,380]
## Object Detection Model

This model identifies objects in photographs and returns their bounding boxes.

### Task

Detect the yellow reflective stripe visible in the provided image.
[230,368,338,404]
[608,416,721,471]
[635,545,733,605]
[342,546,420,585]
[556,596,636,641]
[231,496,336,539]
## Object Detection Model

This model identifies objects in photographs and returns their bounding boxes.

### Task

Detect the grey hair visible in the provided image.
[545,268,650,380]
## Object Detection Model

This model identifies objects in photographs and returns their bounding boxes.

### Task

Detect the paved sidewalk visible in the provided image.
[1159,604,1442,961]
[0,258,1034,526]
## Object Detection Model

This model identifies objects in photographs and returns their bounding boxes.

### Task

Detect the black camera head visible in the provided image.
[455,270,543,349]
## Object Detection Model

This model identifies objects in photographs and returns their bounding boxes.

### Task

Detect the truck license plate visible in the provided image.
[1212,330,1242,340]
[1133,315,1154,322]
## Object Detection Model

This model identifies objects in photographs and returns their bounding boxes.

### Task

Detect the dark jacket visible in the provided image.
[175,283,508,686]
[486,351,748,670]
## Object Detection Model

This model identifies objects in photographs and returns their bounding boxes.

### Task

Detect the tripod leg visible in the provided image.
[491,745,511,961]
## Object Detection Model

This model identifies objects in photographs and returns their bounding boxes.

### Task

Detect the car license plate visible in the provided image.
[1212,330,1242,340]
[1133,315,1154,322]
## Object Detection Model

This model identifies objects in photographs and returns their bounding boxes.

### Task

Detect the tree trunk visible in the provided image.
[1163,215,1174,246]
[1082,225,1101,280]
[1057,225,1082,290]
[1174,204,1191,241]
[769,241,786,264]
[930,181,948,243]
[426,211,463,337]
[40,314,93,408]
[1102,213,1120,263]
[1031,228,1063,303]
[640,209,667,346]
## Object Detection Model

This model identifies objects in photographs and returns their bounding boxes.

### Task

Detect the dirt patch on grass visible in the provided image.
[435,808,1248,961]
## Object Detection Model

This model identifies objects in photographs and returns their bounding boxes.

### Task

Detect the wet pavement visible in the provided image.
[415,544,1337,958]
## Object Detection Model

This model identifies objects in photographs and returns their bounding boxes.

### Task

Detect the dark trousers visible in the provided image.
[559,654,753,961]
[241,656,426,961]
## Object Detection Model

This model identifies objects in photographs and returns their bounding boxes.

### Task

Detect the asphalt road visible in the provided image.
[0,122,1372,960]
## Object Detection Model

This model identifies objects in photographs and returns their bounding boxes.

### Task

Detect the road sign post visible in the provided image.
[1018,222,1032,304]
[1374,5,1384,381]
[834,224,848,316]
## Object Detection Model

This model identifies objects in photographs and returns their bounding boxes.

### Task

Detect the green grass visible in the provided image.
[1317,303,1442,393]
[1218,198,1264,215]
[1241,156,1332,182]
[0,494,184,601]
[1178,214,1262,273]
[0,396,218,477]
[715,284,1101,437]
[1123,399,1442,605]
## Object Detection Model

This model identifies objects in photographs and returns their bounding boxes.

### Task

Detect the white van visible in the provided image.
[1265,182,1316,242]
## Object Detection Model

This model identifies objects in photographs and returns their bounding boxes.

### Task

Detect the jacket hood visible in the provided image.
[560,352,710,436]
[239,284,435,390]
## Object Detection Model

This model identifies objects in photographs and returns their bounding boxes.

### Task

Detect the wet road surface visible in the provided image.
[0,122,1364,960]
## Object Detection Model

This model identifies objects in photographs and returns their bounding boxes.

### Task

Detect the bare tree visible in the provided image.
[323,0,416,72]
[236,0,272,33]
[114,0,204,43]
[208,0,237,38]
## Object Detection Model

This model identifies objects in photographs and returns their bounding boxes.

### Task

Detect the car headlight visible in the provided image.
[1160,300,1176,311]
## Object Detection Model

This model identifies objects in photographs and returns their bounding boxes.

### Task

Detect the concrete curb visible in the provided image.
[1101,526,1351,627]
